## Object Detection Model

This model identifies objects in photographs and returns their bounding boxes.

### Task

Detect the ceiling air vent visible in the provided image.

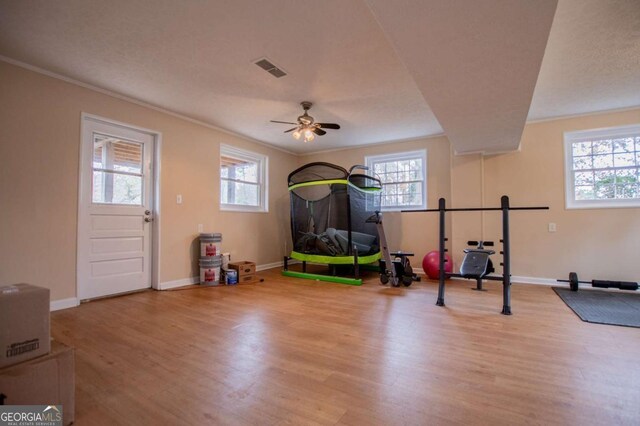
[254,57,287,78]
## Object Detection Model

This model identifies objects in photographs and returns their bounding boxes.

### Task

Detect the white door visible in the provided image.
[77,115,155,300]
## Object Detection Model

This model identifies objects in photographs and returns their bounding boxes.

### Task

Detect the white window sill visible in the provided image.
[566,200,640,210]
[220,204,268,213]
[380,206,426,212]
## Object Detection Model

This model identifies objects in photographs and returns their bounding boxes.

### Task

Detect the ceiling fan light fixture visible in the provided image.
[303,127,315,142]
[271,101,340,143]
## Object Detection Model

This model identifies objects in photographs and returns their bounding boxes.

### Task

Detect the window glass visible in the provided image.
[365,150,427,210]
[220,146,267,212]
[92,134,143,205]
[565,126,640,208]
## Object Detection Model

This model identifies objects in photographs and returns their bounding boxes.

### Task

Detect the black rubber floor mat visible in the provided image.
[553,287,640,328]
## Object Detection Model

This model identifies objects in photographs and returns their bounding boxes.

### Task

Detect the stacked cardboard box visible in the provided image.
[0,341,75,424]
[0,284,75,425]
[0,284,50,368]
[228,261,259,284]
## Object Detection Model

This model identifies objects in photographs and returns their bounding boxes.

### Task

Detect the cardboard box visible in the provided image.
[228,261,256,277]
[0,283,50,368]
[237,274,262,284]
[0,341,75,425]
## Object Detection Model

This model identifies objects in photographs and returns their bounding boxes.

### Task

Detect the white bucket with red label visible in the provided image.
[200,233,222,257]
[199,255,222,285]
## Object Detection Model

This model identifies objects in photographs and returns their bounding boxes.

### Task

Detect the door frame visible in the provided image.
[77,112,162,299]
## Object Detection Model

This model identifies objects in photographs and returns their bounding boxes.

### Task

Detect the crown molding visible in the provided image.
[3,55,638,158]
[0,55,297,156]
[526,105,640,125]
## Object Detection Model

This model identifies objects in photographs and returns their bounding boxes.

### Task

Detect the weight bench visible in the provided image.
[459,241,495,291]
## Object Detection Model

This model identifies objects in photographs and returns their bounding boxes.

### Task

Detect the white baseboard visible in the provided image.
[50,297,79,312]
[256,260,287,271]
[157,276,199,290]
[511,275,560,286]
[157,261,288,290]
[159,263,566,290]
[448,274,563,287]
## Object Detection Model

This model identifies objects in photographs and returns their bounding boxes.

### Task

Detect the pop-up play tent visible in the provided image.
[282,162,382,285]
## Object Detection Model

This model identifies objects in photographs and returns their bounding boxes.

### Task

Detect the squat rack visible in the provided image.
[405,195,548,315]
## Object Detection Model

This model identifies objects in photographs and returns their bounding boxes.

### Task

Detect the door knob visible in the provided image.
[145,210,151,215]
[145,217,154,223]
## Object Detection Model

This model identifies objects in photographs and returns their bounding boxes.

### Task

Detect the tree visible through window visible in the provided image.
[220,145,268,211]
[92,134,143,205]
[565,125,640,209]
[365,150,427,210]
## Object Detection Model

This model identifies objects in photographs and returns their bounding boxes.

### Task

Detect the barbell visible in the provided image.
[557,272,639,292]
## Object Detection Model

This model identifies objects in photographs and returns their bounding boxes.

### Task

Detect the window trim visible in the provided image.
[564,124,640,210]
[220,144,269,213]
[365,149,427,211]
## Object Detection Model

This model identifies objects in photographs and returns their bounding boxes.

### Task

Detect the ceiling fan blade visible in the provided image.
[312,128,327,136]
[284,127,298,133]
[270,120,297,125]
[317,123,340,130]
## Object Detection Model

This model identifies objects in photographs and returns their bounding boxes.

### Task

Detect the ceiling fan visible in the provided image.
[271,101,340,142]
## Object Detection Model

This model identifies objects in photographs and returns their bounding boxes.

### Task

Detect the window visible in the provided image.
[92,134,143,205]
[220,145,268,212]
[365,150,427,211]
[564,124,640,209]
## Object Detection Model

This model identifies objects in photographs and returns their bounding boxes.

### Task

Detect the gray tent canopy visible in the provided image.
[287,162,382,263]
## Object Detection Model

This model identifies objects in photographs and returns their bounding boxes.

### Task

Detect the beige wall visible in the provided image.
[475,109,640,281]
[0,61,297,301]
[301,109,640,282]
[299,137,452,263]
[449,153,484,271]
[1,60,639,303]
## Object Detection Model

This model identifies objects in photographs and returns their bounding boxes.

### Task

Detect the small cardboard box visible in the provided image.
[237,274,260,284]
[228,261,256,277]
[0,340,75,425]
[0,283,50,368]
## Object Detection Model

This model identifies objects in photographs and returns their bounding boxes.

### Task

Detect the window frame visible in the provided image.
[564,124,640,210]
[220,144,268,213]
[365,149,427,211]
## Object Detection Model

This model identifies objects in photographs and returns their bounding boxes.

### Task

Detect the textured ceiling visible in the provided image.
[366,0,558,154]
[529,0,640,120]
[0,0,439,154]
[0,0,638,155]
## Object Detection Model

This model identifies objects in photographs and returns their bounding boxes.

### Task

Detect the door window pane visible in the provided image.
[92,134,144,205]
[92,172,142,205]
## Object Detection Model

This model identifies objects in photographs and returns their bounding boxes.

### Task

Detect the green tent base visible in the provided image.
[282,251,381,286]
[281,270,363,286]
[289,251,381,265]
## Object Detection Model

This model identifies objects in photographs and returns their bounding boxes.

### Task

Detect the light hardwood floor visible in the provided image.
[52,269,640,425]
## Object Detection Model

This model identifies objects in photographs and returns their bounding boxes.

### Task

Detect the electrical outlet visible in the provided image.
[198,224,203,232]
[548,222,557,233]
[176,194,183,204]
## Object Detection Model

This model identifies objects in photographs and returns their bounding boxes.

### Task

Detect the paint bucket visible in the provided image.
[221,252,231,270]
[199,255,222,285]
[226,269,238,285]
[200,233,222,257]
